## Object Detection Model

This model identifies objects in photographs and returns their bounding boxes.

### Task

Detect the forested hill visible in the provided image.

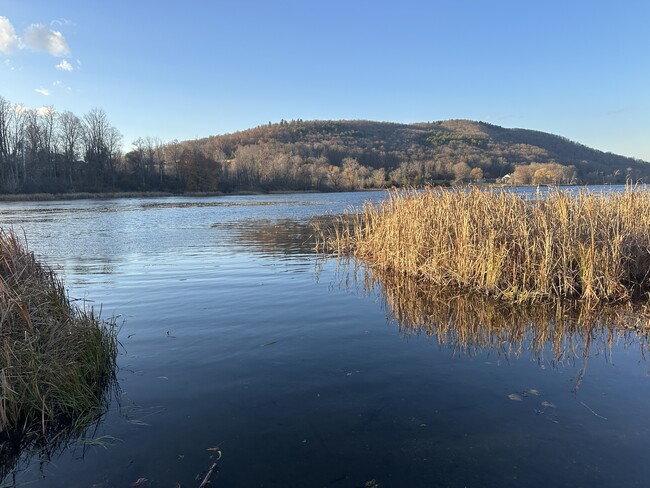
[187,119,649,189]
[1,94,648,195]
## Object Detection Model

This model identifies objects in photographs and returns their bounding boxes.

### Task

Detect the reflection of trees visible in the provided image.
[212,216,338,257]
[338,260,650,366]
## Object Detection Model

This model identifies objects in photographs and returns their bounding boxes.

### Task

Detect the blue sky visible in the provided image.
[1,0,649,160]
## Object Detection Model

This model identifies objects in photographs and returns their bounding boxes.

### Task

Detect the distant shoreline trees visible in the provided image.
[0,97,124,193]
[0,96,647,195]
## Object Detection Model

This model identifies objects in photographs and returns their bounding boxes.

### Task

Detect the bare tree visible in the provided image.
[105,126,123,188]
[0,97,11,188]
[79,108,123,190]
[7,105,27,190]
[164,139,182,182]
[58,111,83,184]
[82,108,110,188]
[39,106,56,178]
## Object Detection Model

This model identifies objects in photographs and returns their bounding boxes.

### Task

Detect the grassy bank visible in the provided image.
[318,187,650,304]
[0,229,118,475]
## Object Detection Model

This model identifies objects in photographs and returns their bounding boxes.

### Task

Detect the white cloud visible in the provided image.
[35,87,51,96]
[4,59,15,70]
[24,24,70,57]
[56,59,73,71]
[0,16,19,53]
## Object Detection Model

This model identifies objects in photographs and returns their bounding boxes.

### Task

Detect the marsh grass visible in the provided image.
[0,229,118,479]
[317,187,650,305]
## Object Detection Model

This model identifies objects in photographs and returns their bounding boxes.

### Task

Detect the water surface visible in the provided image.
[1,188,649,487]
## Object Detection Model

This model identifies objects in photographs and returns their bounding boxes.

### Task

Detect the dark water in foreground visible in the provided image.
[1,188,650,487]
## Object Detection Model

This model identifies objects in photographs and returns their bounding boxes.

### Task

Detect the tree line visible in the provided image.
[1,97,648,195]
[0,97,122,193]
[0,97,388,193]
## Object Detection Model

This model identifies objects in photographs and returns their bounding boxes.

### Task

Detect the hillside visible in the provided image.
[3,92,647,194]
[181,119,649,189]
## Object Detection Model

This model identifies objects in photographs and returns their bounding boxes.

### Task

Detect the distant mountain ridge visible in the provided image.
[188,119,649,186]
[5,89,645,194]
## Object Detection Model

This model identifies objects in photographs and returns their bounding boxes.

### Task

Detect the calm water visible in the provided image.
[1,188,649,487]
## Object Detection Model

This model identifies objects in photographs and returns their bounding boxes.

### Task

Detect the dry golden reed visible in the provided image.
[318,187,650,304]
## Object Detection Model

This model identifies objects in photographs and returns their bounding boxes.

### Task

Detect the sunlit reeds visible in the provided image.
[0,229,118,478]
[317,187,650,305]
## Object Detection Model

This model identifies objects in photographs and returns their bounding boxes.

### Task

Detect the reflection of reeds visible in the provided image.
[0,229,118,479]
[323,260,649,382]
[358,264,650,363]
[318,187,650,304]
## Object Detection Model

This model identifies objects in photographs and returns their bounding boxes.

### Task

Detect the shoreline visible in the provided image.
[0,187,384,203]
[0,183,628,203]
[0,189,322,203]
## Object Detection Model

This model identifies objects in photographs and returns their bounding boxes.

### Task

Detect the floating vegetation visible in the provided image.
[198,447,222,488]
[317,186,650,305]
[0,229,119,480]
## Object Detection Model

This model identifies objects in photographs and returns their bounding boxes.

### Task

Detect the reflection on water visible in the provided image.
[0,405,112,485]
[0,368,118,485]
[340,261,650,374]
[4,189,650,487]
[211,217,337,257]
[141,200,324,209]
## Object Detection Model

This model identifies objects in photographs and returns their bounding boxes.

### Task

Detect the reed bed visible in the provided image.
[0,228,118,476]
[318,187,650,304]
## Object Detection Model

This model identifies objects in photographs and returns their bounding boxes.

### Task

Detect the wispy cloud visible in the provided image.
[53,80,72,92]
[35,87,51,96]
[0,16,19,54]
[605,107,629,116]
[23,24,70,57]
[50,18,73,28]
[56,59,73,71]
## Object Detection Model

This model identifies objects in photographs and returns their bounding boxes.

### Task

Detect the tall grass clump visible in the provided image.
[319,187,650,304]
[0,228,118,476]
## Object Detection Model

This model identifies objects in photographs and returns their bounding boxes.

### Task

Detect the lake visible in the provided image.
[1,188,650,487]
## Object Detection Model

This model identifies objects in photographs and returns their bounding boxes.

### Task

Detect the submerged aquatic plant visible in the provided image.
[317,187,650,305]
[0,228,119,480]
